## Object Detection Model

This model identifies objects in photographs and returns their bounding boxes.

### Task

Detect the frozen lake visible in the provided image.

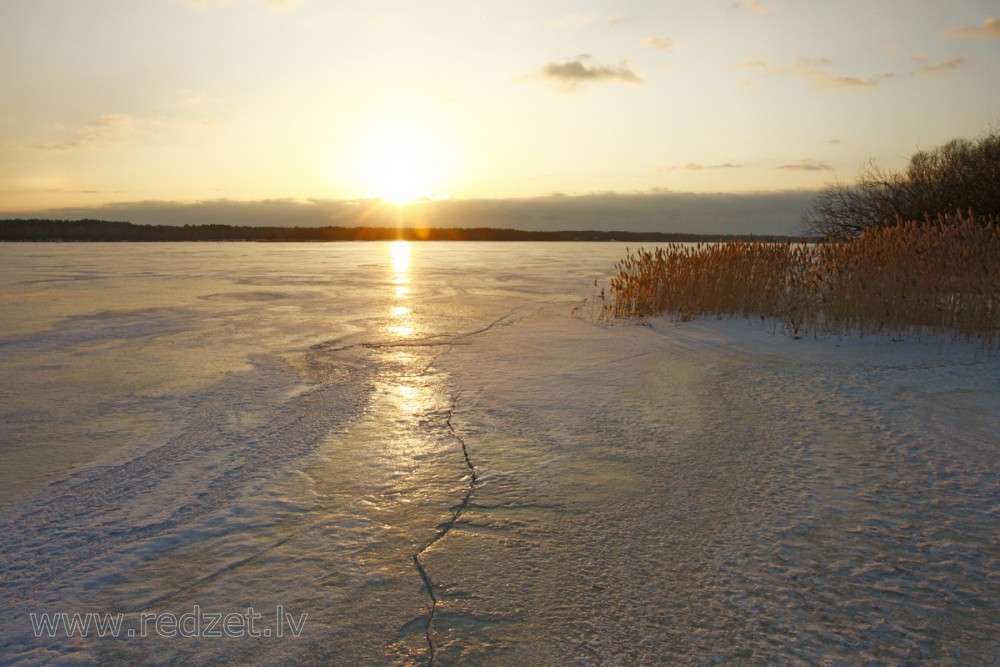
[1,242,999,664]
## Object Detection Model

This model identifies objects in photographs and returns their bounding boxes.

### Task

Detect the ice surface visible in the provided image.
[1,242,998,664]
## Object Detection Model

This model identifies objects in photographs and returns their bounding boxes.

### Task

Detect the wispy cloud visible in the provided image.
[641,36,675,52]
[683,163,742,170]
[737,0,776,16]
[740,58,770,72]
[741,56,879,88]
[555,14,622,29]
[32,112,215,151]
[33,114,137,151]
[886,45,969,75]
[916,55,969,74]
[183,0,303,9]
[793,57,878,88]
[945,15,1000,39]
[555,14,598,29]
[532,59,643,91]
[176,89,240,112]
[775,160,833,172]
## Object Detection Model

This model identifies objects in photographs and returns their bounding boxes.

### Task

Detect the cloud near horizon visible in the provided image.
[945,15,1000,39]
[533,59,643,90]
[1,191,819,236]
[683,163,742,170]
[775,160,834,172]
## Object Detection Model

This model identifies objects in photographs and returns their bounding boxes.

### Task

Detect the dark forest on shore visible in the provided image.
[0,219,809,243]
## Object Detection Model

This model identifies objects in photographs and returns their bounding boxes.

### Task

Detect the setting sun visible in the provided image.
[352,116,453,204]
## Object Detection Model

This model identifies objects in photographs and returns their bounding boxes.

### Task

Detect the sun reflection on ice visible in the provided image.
[390,240,410,274]
[396,384,422,414]
[388,241,414,338]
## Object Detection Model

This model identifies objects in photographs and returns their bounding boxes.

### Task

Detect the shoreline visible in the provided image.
[0,219,816,243]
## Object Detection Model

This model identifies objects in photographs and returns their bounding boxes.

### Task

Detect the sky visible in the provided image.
[1,0,998,232]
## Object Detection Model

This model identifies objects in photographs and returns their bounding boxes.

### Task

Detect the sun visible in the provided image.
[352,115,452,204]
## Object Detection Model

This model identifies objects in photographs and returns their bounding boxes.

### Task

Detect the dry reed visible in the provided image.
[607,211,1000,349]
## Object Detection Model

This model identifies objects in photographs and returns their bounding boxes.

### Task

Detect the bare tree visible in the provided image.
[803,129,1000,238]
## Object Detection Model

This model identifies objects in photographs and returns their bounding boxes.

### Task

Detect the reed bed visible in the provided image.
[607,212,1000,349]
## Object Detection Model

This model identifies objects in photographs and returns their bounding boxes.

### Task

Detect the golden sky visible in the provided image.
[1,0,998,214]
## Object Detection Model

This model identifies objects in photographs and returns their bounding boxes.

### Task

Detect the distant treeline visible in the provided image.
[0,219,810,243]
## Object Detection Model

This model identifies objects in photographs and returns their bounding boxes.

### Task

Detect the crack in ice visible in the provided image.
[310,309,517,354]
[315,310,514,663]
[412,394,479,665]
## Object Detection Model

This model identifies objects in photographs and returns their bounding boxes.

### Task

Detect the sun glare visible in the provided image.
[352,116,452,204]
[388,241,413,337]
[390,240,410,273]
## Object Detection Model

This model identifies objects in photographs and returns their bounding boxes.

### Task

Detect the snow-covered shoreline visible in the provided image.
[432,310,1000,663]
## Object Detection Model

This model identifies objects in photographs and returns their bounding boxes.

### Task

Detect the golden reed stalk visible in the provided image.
[607,211,1000,349]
